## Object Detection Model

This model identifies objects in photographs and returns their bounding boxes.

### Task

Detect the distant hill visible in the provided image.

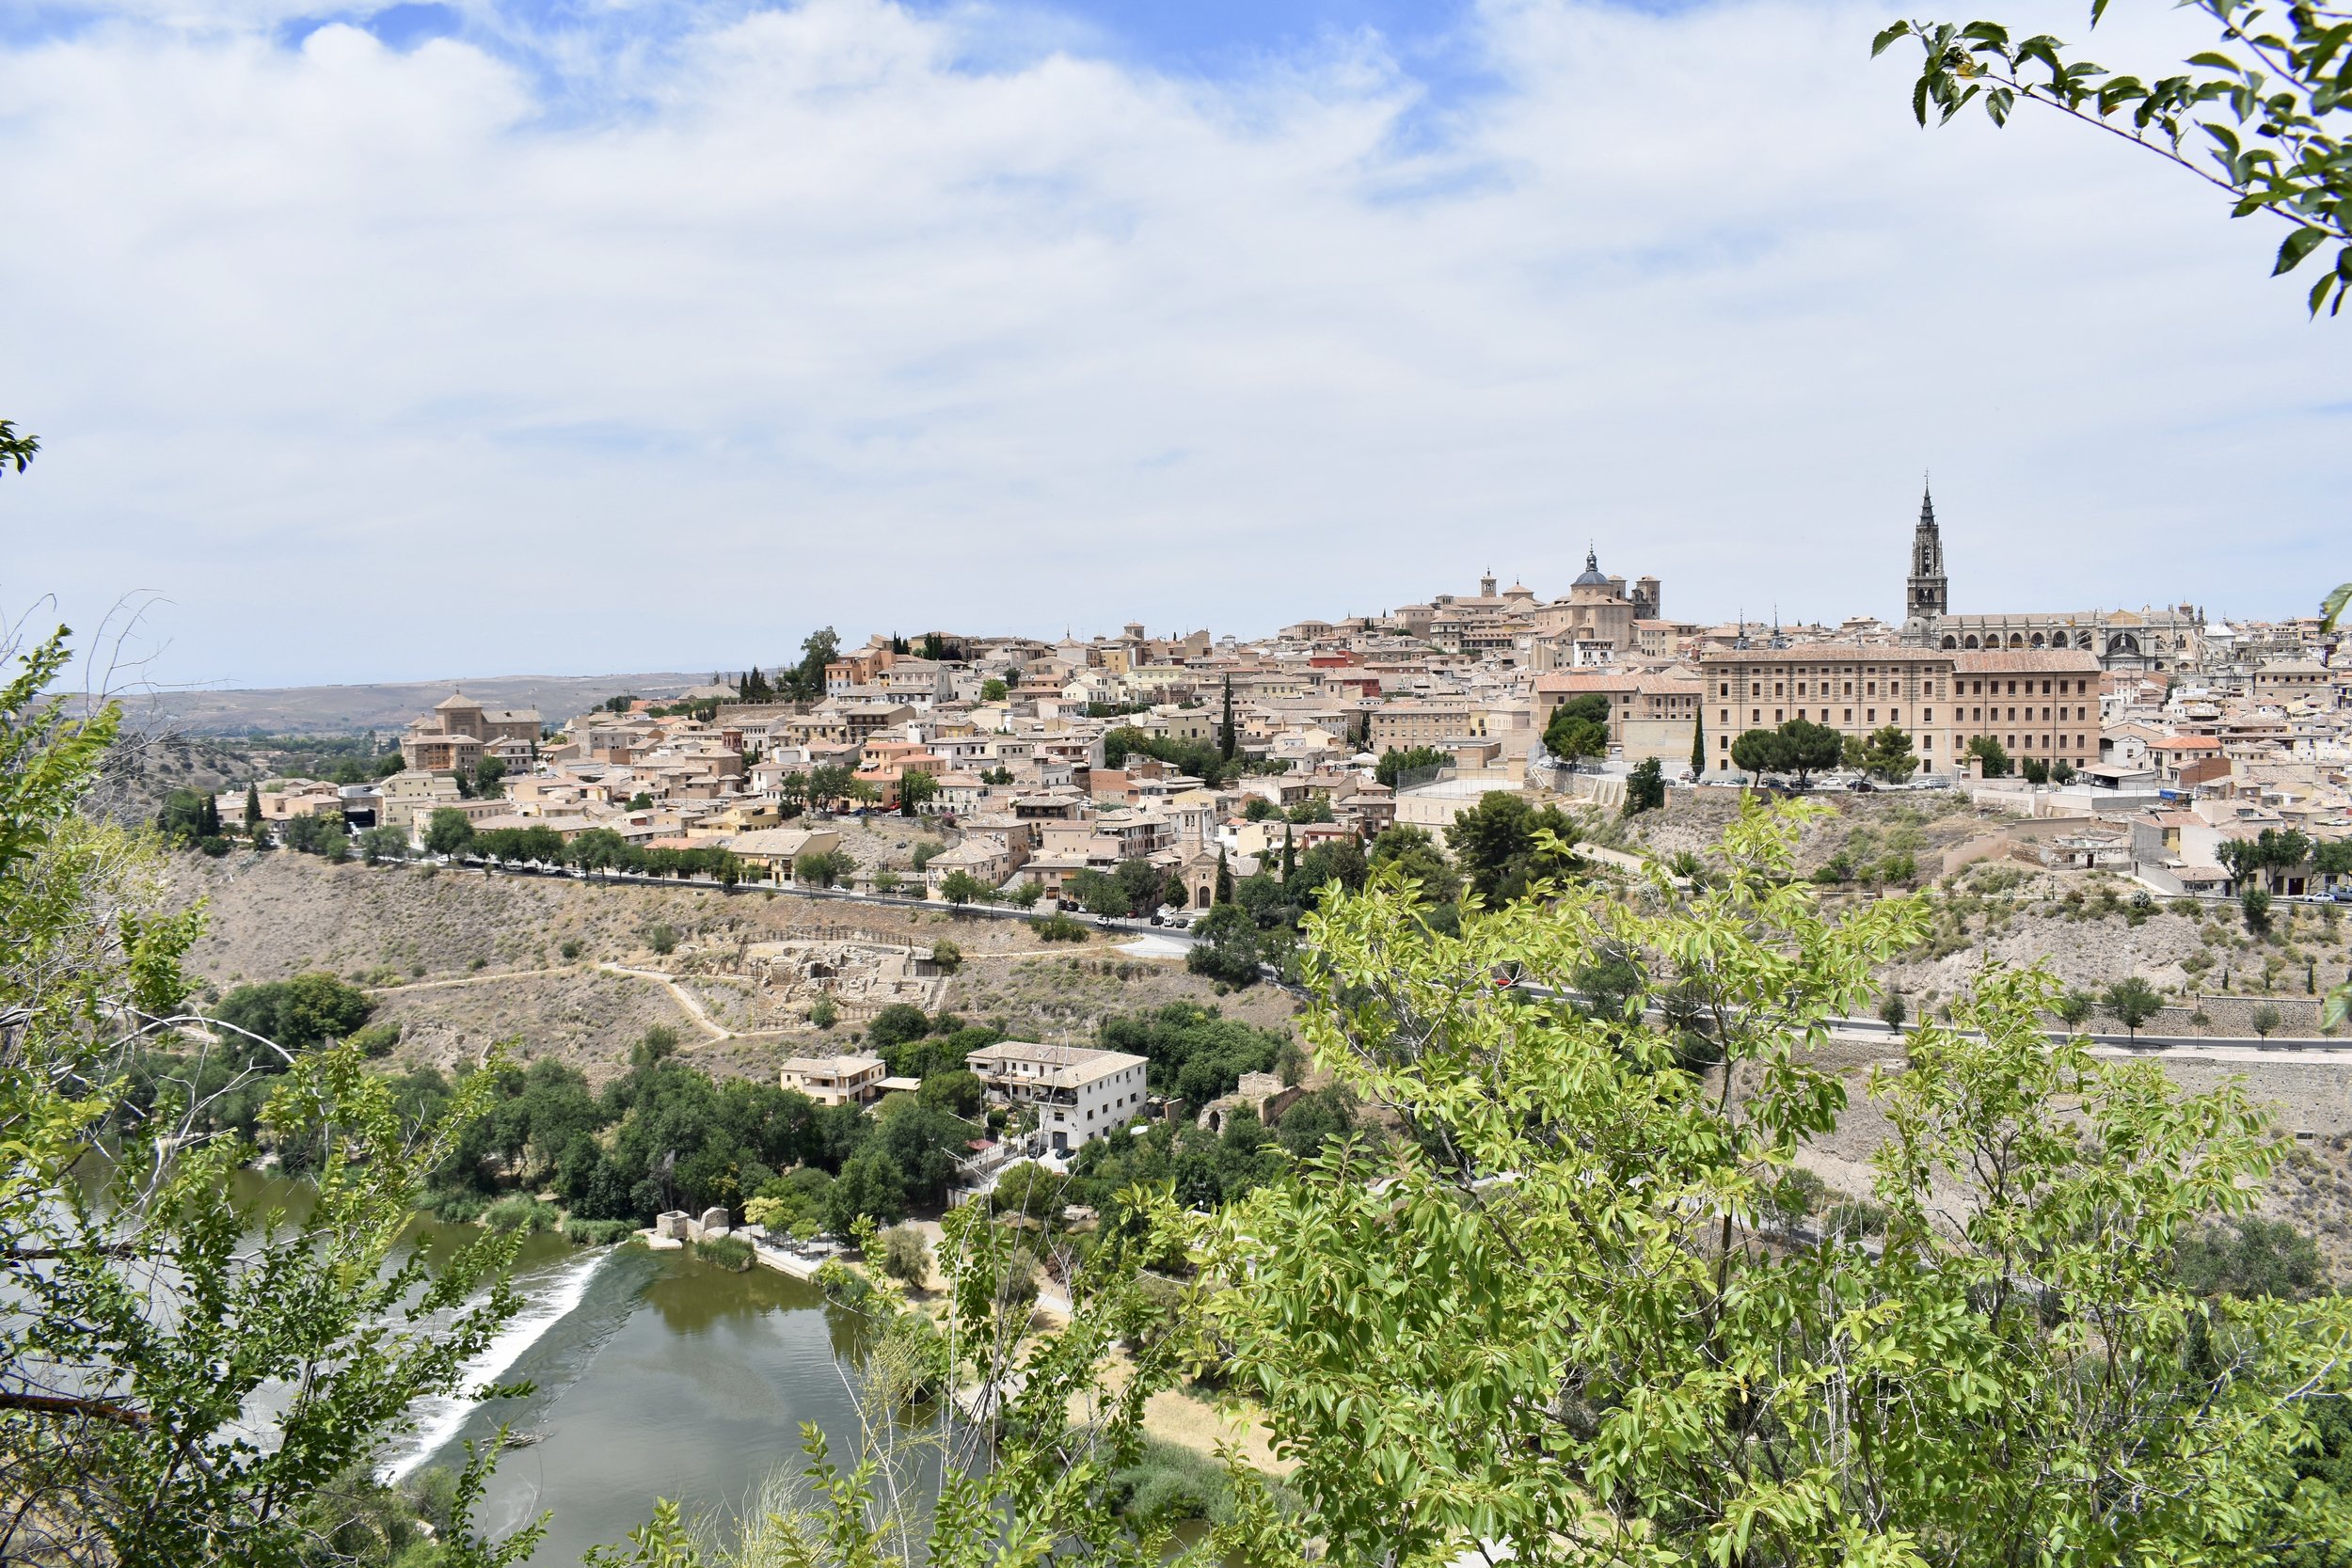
[132,671,710,736]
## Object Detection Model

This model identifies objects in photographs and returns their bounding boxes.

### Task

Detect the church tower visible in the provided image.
[1906,481,1948,622]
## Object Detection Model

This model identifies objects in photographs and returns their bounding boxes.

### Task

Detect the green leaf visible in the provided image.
[2273,225,2327,274]
[1871,21,1912,56]
[2186,51,2243,71]
[2322,582,2352,633]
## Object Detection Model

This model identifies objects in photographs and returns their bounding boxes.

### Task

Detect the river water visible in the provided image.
[376,1230,867,1566]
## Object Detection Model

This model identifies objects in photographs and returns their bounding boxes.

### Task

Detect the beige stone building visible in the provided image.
[1532,670,1704,766]
[1949,649,2103,771]
[1367,698,1479,752]
[1697,645,1959,774]
[400,692,540,774]
[780,1053,887,1107]
[1694,643,2103,775]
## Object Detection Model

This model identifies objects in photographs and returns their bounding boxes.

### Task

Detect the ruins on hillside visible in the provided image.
[660,926,947,1025]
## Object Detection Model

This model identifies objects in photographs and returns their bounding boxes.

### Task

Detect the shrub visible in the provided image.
[810,996,839,1030]
[1822,1200,1889,1239]
[425,1190,489,1224]
[930,939,962,974]
[1031,912,1089,942]
[647,924,679,957]
[560,938,584,960]
[484,1196,555,1234]
[347,1021,402,1059]
[2250,1003,2283,1039]
[561,1217,636,1247]
[876,1225,931,1289]
[697,1234,755,1273]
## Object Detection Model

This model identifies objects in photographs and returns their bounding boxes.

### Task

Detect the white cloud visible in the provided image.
[0,0,2339,687]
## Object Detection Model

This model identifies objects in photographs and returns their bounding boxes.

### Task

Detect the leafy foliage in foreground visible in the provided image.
[0,625,535,1567]
[1878,1,2352,316]
[1182,801,2352,1565]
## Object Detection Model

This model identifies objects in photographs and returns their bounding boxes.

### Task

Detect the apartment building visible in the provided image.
[965,1041,1150,1155]
[780,1053,887,1107]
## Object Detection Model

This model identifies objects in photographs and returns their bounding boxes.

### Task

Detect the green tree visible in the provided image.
[1775,717,1844,785]
[1876,1,2352,315]
[1730,726,1788,777]
[2244,884,2275,930]
[1443,791,1581,907]
[1542,692,1613,764]
[796,847,855,888]
[1164,803,2352,1565]
[1367,822,1461,904]
[790,626,839,702]
[0,417,37,473]
[1375,745,1448,787]
[357,824,408,864]
[1186,904,1263,987]
[980,677,1009,702]
[424,806,476,859]
[826,1146,909,1234]
[1859,723,1920,782]
[1967,734,2013,778]
[2104,974,2166,1039]
[1623,756,1666,816]
[1218,676,1238,762]
[474,754,507,797]
[0,624,537,1566]
[2056,988,2099,1030]
[1692,706,1707,775]
[2251,1002,2283,1038]
[898,768,940,816]
[244,782,262,831]
[937,868,991,906]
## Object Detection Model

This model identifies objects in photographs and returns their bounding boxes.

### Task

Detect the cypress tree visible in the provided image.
[1215,848,1232,905]
[245,784,262,830]
[1692,710,1707,777]
[200,795,220,836]
[1281,824,1296,881]
[1219,677,1237,763]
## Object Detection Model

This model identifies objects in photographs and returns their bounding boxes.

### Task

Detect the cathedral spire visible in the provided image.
[1906,476,1948,624]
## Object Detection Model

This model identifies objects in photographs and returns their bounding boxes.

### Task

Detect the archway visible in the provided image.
[1941,635,1958,649]
[2008,632,2026,649]
[2030,632,2046,648]
[1963,634,1980,649]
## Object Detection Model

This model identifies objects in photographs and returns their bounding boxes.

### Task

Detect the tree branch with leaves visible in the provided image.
[1877,0,2352,314]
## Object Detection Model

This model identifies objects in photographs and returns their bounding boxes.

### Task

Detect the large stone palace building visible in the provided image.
[1896,483,2203,672]
[1694,643,2103,776]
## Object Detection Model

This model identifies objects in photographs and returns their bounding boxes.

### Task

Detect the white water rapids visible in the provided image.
[376,1248,610,1483]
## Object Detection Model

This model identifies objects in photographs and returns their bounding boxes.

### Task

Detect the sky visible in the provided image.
[0,0,2344,689]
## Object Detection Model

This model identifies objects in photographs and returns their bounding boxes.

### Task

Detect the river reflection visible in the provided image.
[396,1238,867,1567]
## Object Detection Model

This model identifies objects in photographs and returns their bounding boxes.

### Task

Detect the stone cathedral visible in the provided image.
[1895,483,2203,673]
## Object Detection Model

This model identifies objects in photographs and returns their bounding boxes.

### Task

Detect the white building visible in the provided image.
[964,1041,1150,1155]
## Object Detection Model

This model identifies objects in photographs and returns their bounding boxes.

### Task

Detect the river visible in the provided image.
[375,1228,869,1566]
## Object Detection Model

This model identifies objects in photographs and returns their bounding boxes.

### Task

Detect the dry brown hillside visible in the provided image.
[161,850,1295,1083]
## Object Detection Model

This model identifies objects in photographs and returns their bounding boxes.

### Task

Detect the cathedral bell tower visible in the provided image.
[1906,480,1948,622]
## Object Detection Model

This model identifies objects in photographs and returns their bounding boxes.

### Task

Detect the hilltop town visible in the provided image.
[208,487,2347,924]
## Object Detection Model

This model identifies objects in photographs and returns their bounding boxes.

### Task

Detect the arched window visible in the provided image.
[1941,635,1957,649]
[2030,632,2046,648]
[2008,632,2026,649]
[1963,634,1980,649]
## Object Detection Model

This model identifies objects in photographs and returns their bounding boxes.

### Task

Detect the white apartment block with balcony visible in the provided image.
[964,1041,1149,1155]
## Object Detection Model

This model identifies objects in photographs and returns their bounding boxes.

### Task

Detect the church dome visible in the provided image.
[1571,547,1610,588]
